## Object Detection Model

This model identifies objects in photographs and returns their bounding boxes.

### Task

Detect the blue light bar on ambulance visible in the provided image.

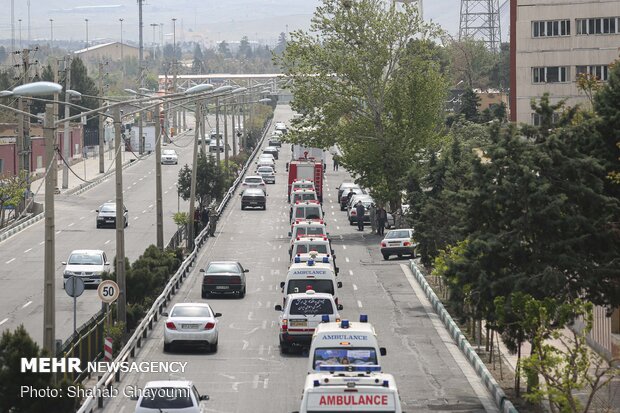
[321,315,330,322]
[313,380,321,387]
[294,256,301,263]
[307,259,315,266]
[317,365,382,372]
[360,314,368,323]
[340,320,350,329]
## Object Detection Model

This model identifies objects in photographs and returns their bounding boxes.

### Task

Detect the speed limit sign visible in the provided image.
[98,280,120,303]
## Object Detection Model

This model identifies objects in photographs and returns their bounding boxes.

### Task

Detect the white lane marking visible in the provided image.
[271,257,275,263]
[6,258,15,264]
[133,181,138,186]
[349,270,354,276]
[142,210,146,214]
[0,318,8,326]
[39,241,44,245]
[342,245,347,250]
[104,240,111,245]
[56,230,62,234]
[332,211,335,215]
[252,375,259,389]
[68,223,74,227]
[22,301,32,309]
[345,257,350,263]
[334,218,338,222]
[24,248,32,253]
[401,264,499,413]
[245,327,260,335]
[248,312,254,320]
[331,205,334,209]
[164,191,168,194]
[242,340,249,350]
[353,284,358,291]
[148,204,153,208]
[336,226,340,230]
[264,378,269,389]
[79,216,85,220]
[357,300,363,308]
[134,216,139,220]
[262,320,267,329]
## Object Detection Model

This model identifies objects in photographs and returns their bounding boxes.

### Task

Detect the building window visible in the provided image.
[576,65,609,81]
[532,112,560,126]
[576,17,620,35]
[532,19,570,37]
[532,66,570,84]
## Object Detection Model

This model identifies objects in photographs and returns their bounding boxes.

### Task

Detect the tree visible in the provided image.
[0,172,27,227]
[217,41,232,58]
[278,0,446,209]
[177,153,228,209]
[458,88,480,122]
[238,36,253,59]
[445,38,498,89]
[192,43,205,74]
[273,32,287,55]
[69,58,100,129]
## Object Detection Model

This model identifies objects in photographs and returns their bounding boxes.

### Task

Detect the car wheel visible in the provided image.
[397,253,403,258]
[96,223,101,228]
[201,290,208,299]
[382,254,390,261]
[239,287,246,298]
[263,205,266,211]
[211,339,218,353]
[280,341,289,354]
[241,205,245,210]
[340,206,345,211]
[163,342,172,352]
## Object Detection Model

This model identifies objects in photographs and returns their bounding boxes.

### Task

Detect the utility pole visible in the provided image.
[114,106,127,328]
[62,56,71,189]
[231,102,236,158]
[98,62,105,173]
[43,104,56,354]
[172,18,178,138]
[52,59,59,190]
[155,102,164,249]
[188,102,201,249]
[199,100,207,154]
[138,0,145,154]
[224,103,229,174]
[215,97,221,164]
[242,94,247,150]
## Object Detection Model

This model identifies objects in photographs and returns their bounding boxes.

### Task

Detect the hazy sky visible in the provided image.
[2,1,509,47]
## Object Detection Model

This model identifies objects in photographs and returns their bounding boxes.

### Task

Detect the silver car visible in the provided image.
[62,249,109,288]
[256,166,276,184]
[161,149,178,165]
[163,303,222,353]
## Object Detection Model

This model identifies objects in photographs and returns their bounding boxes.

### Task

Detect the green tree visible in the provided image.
[217,41,232,58]
[238,36,253,59]
[177,153,228,209]
[278,0,446,209]
[445,38,497,89]
[273,32,287,55]
[192,43,205,74]
[458,88,480,122]
[68,57,100,129]
[0,172,27,226]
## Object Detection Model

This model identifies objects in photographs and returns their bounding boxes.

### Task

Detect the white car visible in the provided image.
[161,149,178,165]
[380,228,417,260]
[133,380,209,413]
[241,175,267,194]
[163,303,222,353]
[62,249,109,288]
[256,166,276,184]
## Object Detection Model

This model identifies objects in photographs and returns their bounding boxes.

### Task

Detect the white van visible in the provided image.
[281,261,342,304]
[296,371,402,413]
[308,316,387,373]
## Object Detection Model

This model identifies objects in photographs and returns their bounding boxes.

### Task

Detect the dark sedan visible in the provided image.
[240,188,267,210]
[200,261,249,298]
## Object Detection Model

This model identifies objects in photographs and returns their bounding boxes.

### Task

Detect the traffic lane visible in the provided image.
[102,107,306,412]
[0,132,196,341]
[321,157,496,412]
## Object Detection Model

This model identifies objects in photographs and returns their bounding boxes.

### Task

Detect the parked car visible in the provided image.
[339,187,365,211]
[62,249,109,288]
[380,228,417,260]
[200,261,249,298]
[240,188,267,210]
[96,202,128,228]
[161,149,178,165]
[132,380,209,413]
[163,303,222,352]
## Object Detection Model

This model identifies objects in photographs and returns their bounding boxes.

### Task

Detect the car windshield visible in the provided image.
[170,306,212,318]
[245,178,263,184]
[289,298,334,315]
[294,193,317,202]
[293,183,314,190]
[206,263,240,274]
[294,244,328,254]
[294,227,326,237]
[68,253,103,265]
[287,280,334,295]
[258,167,273,173]
[313,348,378,369]
[386,230,410,239]
[100,205,115,212]
[139,387,193,408]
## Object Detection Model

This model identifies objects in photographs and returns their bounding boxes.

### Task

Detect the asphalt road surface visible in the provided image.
[101,105,498,413]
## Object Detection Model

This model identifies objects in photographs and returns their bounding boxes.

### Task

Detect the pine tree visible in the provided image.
[458,88,480,122]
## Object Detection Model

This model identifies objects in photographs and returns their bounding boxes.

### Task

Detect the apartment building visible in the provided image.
[510,0,620,124]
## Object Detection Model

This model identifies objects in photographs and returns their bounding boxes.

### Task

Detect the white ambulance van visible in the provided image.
[295,368,403,413]
[308,317,387,373]
[281,260,342,305]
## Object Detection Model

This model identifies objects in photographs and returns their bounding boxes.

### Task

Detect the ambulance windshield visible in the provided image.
[312,348,378,370]
[287,279,334,295]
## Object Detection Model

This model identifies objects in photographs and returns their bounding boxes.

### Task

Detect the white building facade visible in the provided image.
[513,0,620,124]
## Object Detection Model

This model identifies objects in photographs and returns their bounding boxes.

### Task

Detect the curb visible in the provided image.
[409,261,519,413]
[0,153,151,243]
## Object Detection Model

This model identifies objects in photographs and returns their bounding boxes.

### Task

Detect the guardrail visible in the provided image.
[408,261,518,413]
[76,115,273,413]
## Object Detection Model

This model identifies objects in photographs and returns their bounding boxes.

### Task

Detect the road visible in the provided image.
[101,105,498,413]
[0,117,224,344]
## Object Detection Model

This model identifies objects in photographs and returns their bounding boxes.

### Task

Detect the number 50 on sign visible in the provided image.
[98,280,120,303]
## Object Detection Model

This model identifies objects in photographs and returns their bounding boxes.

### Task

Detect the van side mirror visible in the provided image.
[335,267,340,275]
[337,304,344,310]
[380,347,387,356]
[243,269,249,273]
[280,282,285,289]
[285,163,289,172]
[61,261,67,265]
[214,313,222,318]
[275,304,283,311]
[287,232,292,237]
[337,282,342,288]
[199,395,210,401]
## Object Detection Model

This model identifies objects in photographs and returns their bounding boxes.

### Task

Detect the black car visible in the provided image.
[240,188,267,210]
[96,202,128,228]
[200,261,248,298]
[268,137,282,147]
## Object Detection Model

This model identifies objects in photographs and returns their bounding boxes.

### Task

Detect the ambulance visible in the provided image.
[290,238,335,266]
[288,221,329,254]
[290,200,324,225]
[295,368,403,413]
[308,316,387,373]
[281,260,342,305]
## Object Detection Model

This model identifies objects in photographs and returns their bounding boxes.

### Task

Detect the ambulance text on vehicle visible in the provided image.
[308,317,386,373]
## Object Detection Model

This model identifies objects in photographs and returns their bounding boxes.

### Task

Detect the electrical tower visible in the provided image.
[459,0,501,52]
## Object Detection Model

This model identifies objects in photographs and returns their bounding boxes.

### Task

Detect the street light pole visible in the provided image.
[43,103,56,354]
[224,103,229,174]
[119,18,124,82]
[215,97,221,164]
[113,106,127,328]
[62,56,71,189]
[98,62,105,173]
[188,101,201,250]
[155,102,164,249]
[85,19,89,48]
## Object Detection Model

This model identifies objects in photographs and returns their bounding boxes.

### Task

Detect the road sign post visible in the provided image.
[64,276,85,334]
